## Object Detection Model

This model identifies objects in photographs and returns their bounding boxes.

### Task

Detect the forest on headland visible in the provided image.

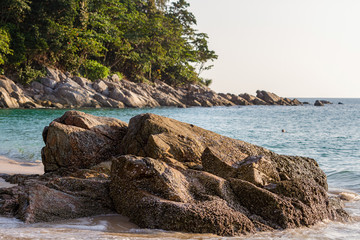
[0,0,217,86]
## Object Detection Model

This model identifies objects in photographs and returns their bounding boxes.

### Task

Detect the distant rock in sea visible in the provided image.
[314,100,325,106]
[314,100,333,106]
[0,111,349,236]
[320,100,333,104]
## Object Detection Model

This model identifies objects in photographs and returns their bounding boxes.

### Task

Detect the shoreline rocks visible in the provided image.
[0,111,349,236]
[0,69,303,109]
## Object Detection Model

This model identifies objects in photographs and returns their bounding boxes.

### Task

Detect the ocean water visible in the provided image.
[0,98,359,239]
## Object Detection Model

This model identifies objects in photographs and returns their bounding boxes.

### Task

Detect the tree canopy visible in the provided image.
[0,0,217,85]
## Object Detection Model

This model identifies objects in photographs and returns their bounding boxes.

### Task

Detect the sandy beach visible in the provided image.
[0,155,44,175]
[0,155,44,188]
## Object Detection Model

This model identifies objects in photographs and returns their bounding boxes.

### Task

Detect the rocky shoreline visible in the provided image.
[0,68,303,109]
[0,111,349,236]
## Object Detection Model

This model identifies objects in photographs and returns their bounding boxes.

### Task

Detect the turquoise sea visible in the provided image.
[0,98,359,239]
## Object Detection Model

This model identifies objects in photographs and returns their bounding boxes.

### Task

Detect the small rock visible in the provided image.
[72,76,90,87]
[314,100,324,106]
[93,80,109,94]
[320,100,333,104]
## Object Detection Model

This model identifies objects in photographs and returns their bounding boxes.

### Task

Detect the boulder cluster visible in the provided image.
[0,111,348,236]
[0,76,40,108]
[1,68,302,109]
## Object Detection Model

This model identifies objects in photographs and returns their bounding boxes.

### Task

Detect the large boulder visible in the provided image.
[256,90,302,106]
[154,80,186,100]
[121,113,255,165]
[2,111,348,235]
[239,93,268,105]
[1,169,114,223]
[183,90,235,107]
[108,86,159,108]
[110,155,256,236]
[41,111,128,172]
[0,76,39,108]
[0,87,19,108]
[112,113,348,236]
[256,90,282,105]
[53,79,95,107]
[93,80,109,96]
[45,67,66,82]
[219,93,252,105]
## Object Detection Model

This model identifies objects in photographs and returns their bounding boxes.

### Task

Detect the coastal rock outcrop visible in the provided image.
[1,111,348,236]
[1,68,303,109]
[41,111,128,172]
[256,90,303,106]
[239,93,268,105]
[111,113,346,236]
[0,76,40,108]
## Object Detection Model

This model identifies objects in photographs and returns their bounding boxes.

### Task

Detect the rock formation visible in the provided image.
[111,113,347,235]
[41,111,128,172]
[315,100,333,106]
[0,169,114,223]
[256,90,303,106]
[0,76,40,108]
[0,68,303,109]
[0,111,348,236]
[314,100,324,106]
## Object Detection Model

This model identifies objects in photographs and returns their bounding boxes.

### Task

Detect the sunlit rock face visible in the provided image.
[111,113,348,236]
[41,110,128,172]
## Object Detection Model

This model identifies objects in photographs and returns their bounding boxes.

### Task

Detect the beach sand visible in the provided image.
[0,155,44,188]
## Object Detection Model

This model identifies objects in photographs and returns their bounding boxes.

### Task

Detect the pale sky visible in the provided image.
[188,0,360,98]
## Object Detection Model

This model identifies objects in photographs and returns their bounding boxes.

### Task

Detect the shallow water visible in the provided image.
[0,98,359,239]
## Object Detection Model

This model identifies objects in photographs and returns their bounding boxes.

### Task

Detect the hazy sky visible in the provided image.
[188,0,360,97]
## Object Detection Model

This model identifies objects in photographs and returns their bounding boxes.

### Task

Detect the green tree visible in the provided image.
[0,0,31,25]
[0,28,13,65]
[0,0,217,86]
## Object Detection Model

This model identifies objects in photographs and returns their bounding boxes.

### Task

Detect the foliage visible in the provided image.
[0,0,217,85]
[0,28,13,65]
[17,65,45,84]
[81,59,109,81]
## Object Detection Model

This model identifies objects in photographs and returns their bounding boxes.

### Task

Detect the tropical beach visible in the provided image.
[0,100,359,239]
[1,0,360,239]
